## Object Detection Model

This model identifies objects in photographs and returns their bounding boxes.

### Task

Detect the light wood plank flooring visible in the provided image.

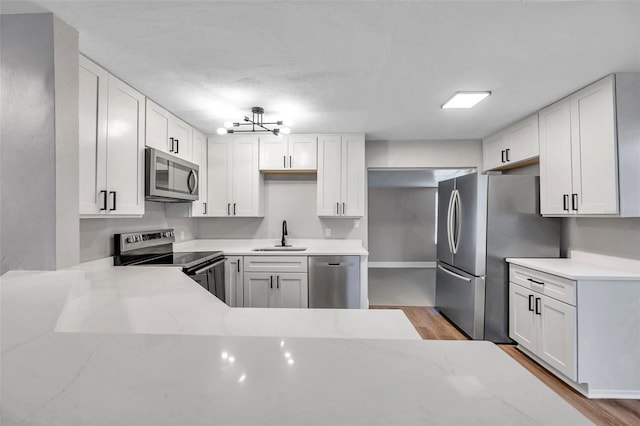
[371,305,640,426]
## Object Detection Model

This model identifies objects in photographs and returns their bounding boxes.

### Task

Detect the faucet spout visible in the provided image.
[281,220,288,247]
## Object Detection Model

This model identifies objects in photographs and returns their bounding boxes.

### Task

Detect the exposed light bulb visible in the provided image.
[216,128,227,135]
[282,119,293,127]
[280,127,291,134]
[223,122,233,129]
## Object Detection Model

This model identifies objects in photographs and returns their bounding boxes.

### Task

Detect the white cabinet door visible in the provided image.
[539,99,573,215]
[145,99,171,153]
[537,294,577,380]
[207,137,233,216]
[570,75,618,215]
[317,135,342,216]
[509,283,537,353]
[341,135,365,217]
[170,116,192,161]
[259,135,287,170]
[226,256,244,307]
[79,56,108,215]
[288,135,317,170]
[243,272,273,308]
[276,273,308,308]
[233,135,263,217]
[105,75,145,215]
[482,131,507,171]
[507,114,539,165]
[191,129,207,217]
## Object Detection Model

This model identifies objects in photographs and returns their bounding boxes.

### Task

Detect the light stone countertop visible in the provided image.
[174,238,369,256]
[1,266,590,425]
[507,251,640,281]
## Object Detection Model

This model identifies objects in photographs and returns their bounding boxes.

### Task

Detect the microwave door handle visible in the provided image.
[188,169,198,194]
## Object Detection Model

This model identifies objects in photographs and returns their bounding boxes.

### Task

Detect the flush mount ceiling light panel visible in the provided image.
[217,107,292,136]
[441,91,491,109]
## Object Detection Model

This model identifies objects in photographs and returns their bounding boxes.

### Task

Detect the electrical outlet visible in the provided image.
[325,228,332,237]
[354,219,360,228]
[180,230,185,241]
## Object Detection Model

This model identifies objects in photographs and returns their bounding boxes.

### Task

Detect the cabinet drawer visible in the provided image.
[243,256,308,273]
[510,264,576,306]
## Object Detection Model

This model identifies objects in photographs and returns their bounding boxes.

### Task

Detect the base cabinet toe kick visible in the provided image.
[508,263,640,399]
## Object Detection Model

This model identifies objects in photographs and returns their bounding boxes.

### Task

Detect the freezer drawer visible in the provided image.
[436,262,485,339]
[308,256,360,308]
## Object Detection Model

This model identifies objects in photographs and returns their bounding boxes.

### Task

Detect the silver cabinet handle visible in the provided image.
[289,155,292,168]
[535,297,542,315]
[276,275,280,289]
[336,202,339,215]
[270,275,273,289]
[283,155,286,168]
[169,137,175,152]
[175,139,179,154]
[342,202,345,214]
[233,203,237,215]
[227,203,231,216]
[505,148,510,162]
[571,193,578,211]
[203,202,207,215]
[437,264,471,282]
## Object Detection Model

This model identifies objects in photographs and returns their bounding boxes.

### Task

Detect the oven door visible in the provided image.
[190,257,226,303]
[145,147,199,202]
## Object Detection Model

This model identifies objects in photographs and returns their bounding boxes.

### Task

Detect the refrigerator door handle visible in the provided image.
[446,190,455,254]
[437,264,471,282]
[451,190,461,254]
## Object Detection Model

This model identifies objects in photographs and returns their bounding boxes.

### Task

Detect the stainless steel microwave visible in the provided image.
[145,147,199,202]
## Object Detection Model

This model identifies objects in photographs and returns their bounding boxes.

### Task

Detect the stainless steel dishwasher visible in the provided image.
[308,256,360,308]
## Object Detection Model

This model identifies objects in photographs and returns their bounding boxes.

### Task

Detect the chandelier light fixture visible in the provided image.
[217,107,292,136]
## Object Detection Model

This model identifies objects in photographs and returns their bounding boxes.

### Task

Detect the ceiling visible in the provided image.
[4,1,640,140]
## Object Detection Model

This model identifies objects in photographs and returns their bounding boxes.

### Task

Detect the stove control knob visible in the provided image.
[126,236,132,243]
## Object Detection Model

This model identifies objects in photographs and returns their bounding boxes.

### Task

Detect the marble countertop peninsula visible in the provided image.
[1,264,590,425]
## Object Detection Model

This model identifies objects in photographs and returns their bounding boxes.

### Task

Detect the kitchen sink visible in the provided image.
[252,247,307,252]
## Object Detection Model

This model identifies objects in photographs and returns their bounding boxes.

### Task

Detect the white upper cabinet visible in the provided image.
[259,134,317,171]
[105,75,146,215]
[79,56,108,215]
[145,98,193,161]
[208,135,264,217]
[539,74,640,216]
[539,99,573,215]
[191,129,207,217]
[79,56,145,217]
[288,135,317,170]
[482,114,539,171]
[317,134,365,217]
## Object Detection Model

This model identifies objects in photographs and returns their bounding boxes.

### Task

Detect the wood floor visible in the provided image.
[372,305,640,426]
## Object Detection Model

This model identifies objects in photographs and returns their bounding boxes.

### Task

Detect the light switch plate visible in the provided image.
[325,228,331,237]
[354,219,360,228]
[180,230,185,240]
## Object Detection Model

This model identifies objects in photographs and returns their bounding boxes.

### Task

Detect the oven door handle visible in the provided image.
[193,258,226,275]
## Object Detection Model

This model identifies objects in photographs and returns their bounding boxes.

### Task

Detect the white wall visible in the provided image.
[79,202,197,262]
[0,13,79,273]
[366,139,483,169]
[197,175,365,242]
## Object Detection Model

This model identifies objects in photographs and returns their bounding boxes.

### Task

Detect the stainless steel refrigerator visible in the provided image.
[436,172,560,343]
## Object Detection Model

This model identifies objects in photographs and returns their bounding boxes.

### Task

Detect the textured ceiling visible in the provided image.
[8,1,640,140]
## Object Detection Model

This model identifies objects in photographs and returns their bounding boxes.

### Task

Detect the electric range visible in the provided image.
[114,229,226,303]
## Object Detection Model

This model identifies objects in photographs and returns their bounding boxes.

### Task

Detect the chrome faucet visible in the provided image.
[281,220,288,247]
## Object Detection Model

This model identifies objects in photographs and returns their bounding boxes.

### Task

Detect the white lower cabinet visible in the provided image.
[509,281,576,380]
[225,256,244,307]
[242,256,308,308]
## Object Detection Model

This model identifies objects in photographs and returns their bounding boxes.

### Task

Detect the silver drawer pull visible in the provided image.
[437,265,471,282]
[527,278,545,286]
